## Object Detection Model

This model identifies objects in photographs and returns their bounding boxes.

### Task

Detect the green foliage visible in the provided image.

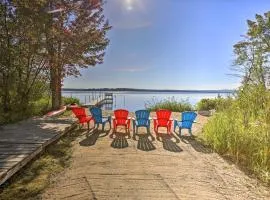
[62,96,80,105]
[0,96,51,125]
[196,98,217,111]
[233,11,270,86]
[145,97,193,112]
[196,97,234,111]
[0,128,82,200]
[202,85,270,184]
[0,0,111,115]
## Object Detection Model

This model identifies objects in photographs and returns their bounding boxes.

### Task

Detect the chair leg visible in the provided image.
[87,122,89,130]
[102,123,105,132]
[147,126,150,134]
[189,129,192,136]
[174,120,177,132]
[179,127,182,136]
[167,126,170,135]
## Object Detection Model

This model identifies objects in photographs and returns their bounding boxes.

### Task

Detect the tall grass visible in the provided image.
[202,84,270,184]
[145,97,193,112]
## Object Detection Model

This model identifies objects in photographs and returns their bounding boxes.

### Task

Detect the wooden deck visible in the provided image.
[0,117,76,185]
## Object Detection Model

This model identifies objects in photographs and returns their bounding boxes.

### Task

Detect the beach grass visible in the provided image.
[202,85,270,184]
[145,97,193,112]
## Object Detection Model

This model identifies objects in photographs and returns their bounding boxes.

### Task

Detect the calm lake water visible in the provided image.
[62,91,233,112]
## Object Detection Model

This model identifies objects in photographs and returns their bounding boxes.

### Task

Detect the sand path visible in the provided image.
[42,112,270,200]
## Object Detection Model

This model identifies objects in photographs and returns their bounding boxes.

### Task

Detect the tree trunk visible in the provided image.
[50,64,61,110]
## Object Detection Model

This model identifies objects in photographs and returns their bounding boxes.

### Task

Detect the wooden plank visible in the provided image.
[0,139,51,144]
[0,143,42,147]
[0,121,77,185]
[0,154,28,159]
[0,150,33,155]
[0,147,38,151]
[0,161,20,169]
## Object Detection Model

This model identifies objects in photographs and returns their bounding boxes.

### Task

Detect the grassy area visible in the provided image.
[202,85,270,185]
[145,97,193,112]
[0,128,82,200]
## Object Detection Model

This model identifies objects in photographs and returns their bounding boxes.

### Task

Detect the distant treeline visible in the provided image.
[62,88,234,93]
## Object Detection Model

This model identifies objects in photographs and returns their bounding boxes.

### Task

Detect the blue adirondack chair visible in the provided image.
[89,107,111,131]
[133,110,151,135]
[174,111,197,136]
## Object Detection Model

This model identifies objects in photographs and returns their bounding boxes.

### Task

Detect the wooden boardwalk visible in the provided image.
[0,117,76,185]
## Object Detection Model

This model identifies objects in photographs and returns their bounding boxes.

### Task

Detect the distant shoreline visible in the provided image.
[62,88,234,93]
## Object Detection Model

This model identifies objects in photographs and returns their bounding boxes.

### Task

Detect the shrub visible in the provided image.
[196,97,234,111]
[196,98,217,111]
[202,85,270,184]
[62,96,80,105]
[145,97,193,112]
[0,96,51,125]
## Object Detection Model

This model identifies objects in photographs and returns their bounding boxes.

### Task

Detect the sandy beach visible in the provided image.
[42,112,270,200]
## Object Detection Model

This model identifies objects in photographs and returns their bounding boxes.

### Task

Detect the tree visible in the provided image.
[44,0,111,109]
[233,12,270,87]
[0,0,110,124]
[0,0,50,119]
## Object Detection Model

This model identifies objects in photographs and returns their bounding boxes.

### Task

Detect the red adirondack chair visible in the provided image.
[113,109,131,132]
[153,109,173,134]
[71,107,93,130]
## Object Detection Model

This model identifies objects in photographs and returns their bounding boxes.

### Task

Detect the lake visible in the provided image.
[62,91,233,112]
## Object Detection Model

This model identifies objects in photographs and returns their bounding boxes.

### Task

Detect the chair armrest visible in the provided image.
[111,116,115,119]
[131,117,136,120]
[169,118,174,121]
[149,117,152,120]
[152,117,157,120]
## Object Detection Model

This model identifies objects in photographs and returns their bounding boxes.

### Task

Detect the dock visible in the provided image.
[83,92,113,108]
[0,117,76,185]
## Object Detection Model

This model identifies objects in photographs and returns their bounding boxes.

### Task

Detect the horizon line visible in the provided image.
[62,87,236,91]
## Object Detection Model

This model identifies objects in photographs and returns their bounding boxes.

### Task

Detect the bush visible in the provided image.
[196,98,217,111]
[145,97,193,112]
[0,96,51,125]
[62,96,80,105]
[196,97,234,111]
[202,85,270,184]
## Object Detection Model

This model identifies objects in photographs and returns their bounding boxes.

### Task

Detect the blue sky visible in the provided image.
[64,0,270,90]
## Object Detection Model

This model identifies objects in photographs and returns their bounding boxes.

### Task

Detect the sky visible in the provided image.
[64,0,270,90]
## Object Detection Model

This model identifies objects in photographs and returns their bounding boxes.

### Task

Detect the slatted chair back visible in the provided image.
[135,110,150,126]
[90,107,102,123]
[181,112,197,129]
[156,109,172,126]
[72,107,86,121]
[114,109,129,125]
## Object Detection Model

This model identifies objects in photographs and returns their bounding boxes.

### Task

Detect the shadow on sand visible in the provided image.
[136,134,156,151]
[156,133,182,153]
[178,135,213,154]
[79,128,110,147]
[109,129,131,149]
